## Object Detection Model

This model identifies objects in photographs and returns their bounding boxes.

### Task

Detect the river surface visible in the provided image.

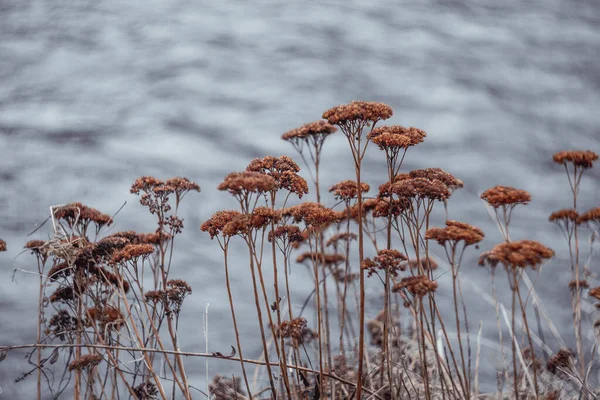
[1,0,600,397]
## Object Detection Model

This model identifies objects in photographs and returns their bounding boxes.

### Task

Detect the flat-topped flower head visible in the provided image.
[372,198,411,218]
[218,171,276,196]
[291,202,339,230]
[111,244,155,264]
[250,207,281,229]
[282,120,337,143]
[296,252,345,265]
[405,257,439,271]
[481,185,531,208]
[409,168,463,191]
[547,349,573,374]
[368,125,426,149]
[326,232,357,247]
[392,177,450,201]
[549,209,579,223]
[329,180,370,202]
[426,220,484,246]
[201,210,243,239]
[246,155,308,198]
[392,275,438,297]
[0,239,5,252]
[480,240,554,270]
[130,176,164,194]
[362,249,408,277]
[553,150,598,169]
[322,101,393,125]
[164,177,201,198]
[268,225,303,244]
[578,207,600,226]
[53,202,113,228]
[68,354,103,371]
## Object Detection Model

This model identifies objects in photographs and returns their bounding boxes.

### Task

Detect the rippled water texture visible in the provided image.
[1,0,599,397]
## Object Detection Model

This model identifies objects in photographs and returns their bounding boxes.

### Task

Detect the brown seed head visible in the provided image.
[578,207,600,225]
[329,180,370,202]
[268,225,304,244]
[282,120,337,142]
[50,286,75,303]
[164,177,201,195]
[405,257,439,271]
[209,375,246,400]
[481,240,554,270]
[362,249,408,277]
[250,207,281,229]
[130,176,164,194]
[68,354,103,371]
[368,125,426,149]
[218,171,276,196]
[481,185,531,208]
[568,279,589,291]
[372,198,411,218]
[246,156,308,198]
[549,209,579,223]
[0,239,6,252]
[553,150,598,169]
[409,168,463,191]
[133,382,159,400]
[296,252,345,265]
[111,244,155,264]
[291,202,339,229]
[589,286,600,301]
[392,275,438,297]
[201,210,243,239]
[392,177,450,201]
[546,349,573,374]
[222,214,253,237]
[322,101,393,125]
[326,232,357,247]
[53,202,113,227]
[425,220,484,246]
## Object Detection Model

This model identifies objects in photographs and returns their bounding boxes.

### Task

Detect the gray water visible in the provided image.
[1,0,600,397]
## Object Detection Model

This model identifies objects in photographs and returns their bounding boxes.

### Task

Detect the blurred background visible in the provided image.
[1,0,599,397]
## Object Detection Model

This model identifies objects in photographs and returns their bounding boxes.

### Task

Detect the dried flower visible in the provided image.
[578,207,600,226]
[53,202,113,228]
[549,209,579,223]
[322,101,393,125]
[268,225,304,245]
[49,286,75,303]
[133,382,159,400]
[144,290,167,304]
[405,258,439,271]
[481,185,531,208]
[68,354,103,371]
[546,349,573,374]
[392,275,438,297]
[250,207,281,229]
[480,240,554,270]
[164,177,201,197]
[409,168,463,191]
[47,262,72,281]
[568,279,589,291]
[326,232,357,247]
[201,210,243,239]
[368,125,426,149]
[111,244,155,263]
[166,279,192,313]
[553,150,598,169]
[246,155,308,198]
[589,286,600,301]
[291,202,339,230]
[296,252,345,265]
[362,249,407,277]
[130,176,164,194]
[372,198,411,218]
[392,177,450,201]
[48,310,77,341]
[282,120,337,142]
[0,239,6,252]
[218,171,276,196]
[425,220,484,246]
[329,180,370,202]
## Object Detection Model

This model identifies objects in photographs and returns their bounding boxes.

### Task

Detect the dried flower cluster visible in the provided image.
[425,220,484,246]
[367,125,426,149]
[391,177,451,201]
[201,210,242,239]
[362,249,407,277]
[322,101,393,125]
[218,171,276,196]
[329,180,370,202]
[479,240,554,270]
[47,310,77,341]
[296,252,345,265]
[552,150,598,169]
[275,317,316,346]
[392,275,438,297]
[268,224,303,245]
[405,258,439,271]
[578,207,600,225]
[246,155,308,198]
[133,382,159,400]
[0,239,6,252]
[53,202,113,228]
[409,168,463,191]
[67,354,103,371]
[481,185,531,208]
[291,202,339,230]
[111,244,155,264]
[326,232,357,247]
[282,120,337,142]
[546,349,573,374]
[549,209,579,223]
[589,286,600,301]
